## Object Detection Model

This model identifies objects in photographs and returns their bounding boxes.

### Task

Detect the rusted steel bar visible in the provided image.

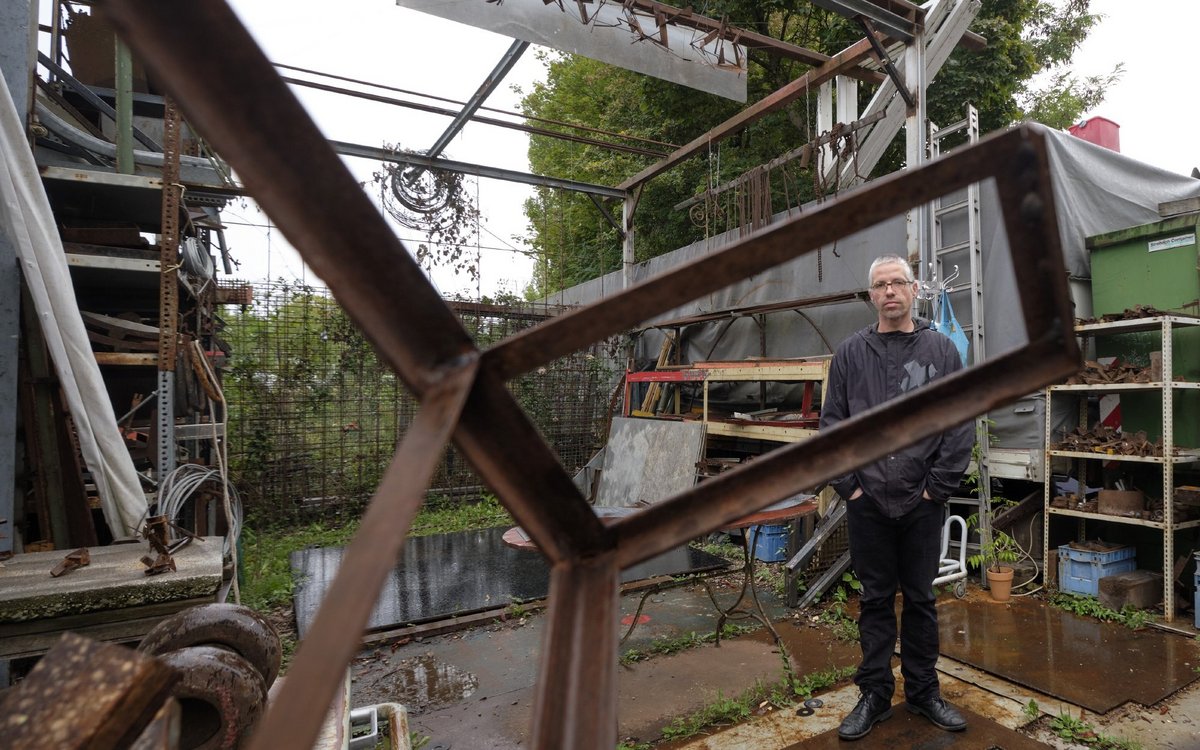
[622,0,884,84]
[615,35,878,191]
[98,0,608,562]
[282,76,669,158]
[489,126,1039,381]
[613,339,1077,567]
[531,555,620,749]
[246,359,477,750]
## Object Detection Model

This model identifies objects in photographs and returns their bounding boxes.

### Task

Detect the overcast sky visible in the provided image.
[218,0,1195,296]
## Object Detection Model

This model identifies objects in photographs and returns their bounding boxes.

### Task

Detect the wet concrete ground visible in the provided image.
[348,577,1200,749]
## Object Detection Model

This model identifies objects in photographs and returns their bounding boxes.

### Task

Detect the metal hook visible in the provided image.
[942,264,960,289]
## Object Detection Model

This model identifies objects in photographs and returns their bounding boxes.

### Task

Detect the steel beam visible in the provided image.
[329,139,625,199]
[286,77,667,159]
[616,34,880,191]
[812,0,921,42]
[428,39,529,158]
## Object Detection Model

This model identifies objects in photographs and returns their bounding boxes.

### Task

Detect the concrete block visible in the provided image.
[1098,569,1163,611]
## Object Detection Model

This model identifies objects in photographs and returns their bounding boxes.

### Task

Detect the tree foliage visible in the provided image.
[520,0,1115,296]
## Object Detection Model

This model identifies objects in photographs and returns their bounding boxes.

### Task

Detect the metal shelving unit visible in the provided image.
[1043,315,1200,621]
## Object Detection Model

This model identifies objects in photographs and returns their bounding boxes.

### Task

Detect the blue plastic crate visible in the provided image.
[750,524,790,562]
[1058,544,1136,596]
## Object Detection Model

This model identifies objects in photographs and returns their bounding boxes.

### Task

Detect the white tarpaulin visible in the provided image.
[0,74,147,537]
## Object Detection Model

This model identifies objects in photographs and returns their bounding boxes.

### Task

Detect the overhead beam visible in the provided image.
[617,34,880,191]
[811,0,922,42]
[330,140,626,199]
[621,0,883,85]
[428,39,529,158]
[284,76,667,158]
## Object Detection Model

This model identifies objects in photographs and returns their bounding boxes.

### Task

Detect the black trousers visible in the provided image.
[846,495,943,704]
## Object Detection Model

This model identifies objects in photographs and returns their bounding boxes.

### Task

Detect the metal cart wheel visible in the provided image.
[954,580,967,599]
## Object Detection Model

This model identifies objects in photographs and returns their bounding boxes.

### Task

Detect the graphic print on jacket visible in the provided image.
[901,360,939,392]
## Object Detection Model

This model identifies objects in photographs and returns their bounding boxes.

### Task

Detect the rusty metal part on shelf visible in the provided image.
[137,603,283,689]
[49,547,90,577]
[1066,359,1151,385]
[97,2,1080,748]
[1076,304,1175,324]
[1052,424,1165,457]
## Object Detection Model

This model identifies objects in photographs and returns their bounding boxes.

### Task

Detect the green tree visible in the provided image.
[520,0,1115,296]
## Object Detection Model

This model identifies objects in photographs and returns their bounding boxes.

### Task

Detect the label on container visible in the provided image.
[1147,233,1195,252]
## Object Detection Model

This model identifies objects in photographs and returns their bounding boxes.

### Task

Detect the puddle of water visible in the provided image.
[379,652,479,710]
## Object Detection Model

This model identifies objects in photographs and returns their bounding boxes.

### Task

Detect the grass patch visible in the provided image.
[656,662,857,744]
[619,623,756,666]
[1048,711,1142,749]
[239,495,512,612]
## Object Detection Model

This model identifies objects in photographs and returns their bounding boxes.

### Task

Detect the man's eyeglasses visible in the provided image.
[870,279,913,292]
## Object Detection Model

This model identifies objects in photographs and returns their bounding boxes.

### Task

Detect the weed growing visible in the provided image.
[619,623,756,666]
[1048,711,1142,750]
[1048,592,1154,629]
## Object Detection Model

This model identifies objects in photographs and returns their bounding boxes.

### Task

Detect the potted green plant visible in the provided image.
[966,513,1022,602]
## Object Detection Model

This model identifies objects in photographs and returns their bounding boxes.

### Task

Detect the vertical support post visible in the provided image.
[1161,317,1175,620]
[530,556,619,749]
[817,80,833,168]
[114,36,135,174]
[835,75,858,129]
[621,189,637,290]
[157,97,182,479]
[904,28,928,272]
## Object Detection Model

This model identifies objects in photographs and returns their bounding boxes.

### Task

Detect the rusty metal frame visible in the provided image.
[98,2,1080,749]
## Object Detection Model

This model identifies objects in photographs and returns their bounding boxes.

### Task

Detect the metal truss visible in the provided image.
[97,2,1081,748]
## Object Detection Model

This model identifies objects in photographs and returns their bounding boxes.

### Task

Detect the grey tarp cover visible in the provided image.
[547,123,1200,451]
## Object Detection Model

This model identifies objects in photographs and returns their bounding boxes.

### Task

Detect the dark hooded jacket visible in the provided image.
[819,318,973,519]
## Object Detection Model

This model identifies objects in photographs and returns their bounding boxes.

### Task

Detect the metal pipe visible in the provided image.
[428,39,528,158]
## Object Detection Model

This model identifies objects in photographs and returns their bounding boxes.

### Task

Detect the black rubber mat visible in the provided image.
[290,525,728,638]
[937,594,1200,713]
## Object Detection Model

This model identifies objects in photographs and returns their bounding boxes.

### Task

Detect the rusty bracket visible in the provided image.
[50,547,91,577]
[140,552,178,576]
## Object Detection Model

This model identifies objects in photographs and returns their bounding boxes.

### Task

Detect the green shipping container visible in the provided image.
[1087,213,1200,447]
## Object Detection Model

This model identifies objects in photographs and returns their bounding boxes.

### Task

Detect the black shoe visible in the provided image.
[837,691,893,741]
[906,697,967,731]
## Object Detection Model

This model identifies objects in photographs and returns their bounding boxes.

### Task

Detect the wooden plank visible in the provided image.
[66,253,160,273]
[1159,196,1200,218]
[0,631,178,750]
[94,352,158,366]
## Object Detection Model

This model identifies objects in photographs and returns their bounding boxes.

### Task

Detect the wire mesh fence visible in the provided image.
[218,281,624,524]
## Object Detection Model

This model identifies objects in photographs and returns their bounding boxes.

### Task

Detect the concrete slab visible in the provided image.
[0,537,224,622]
